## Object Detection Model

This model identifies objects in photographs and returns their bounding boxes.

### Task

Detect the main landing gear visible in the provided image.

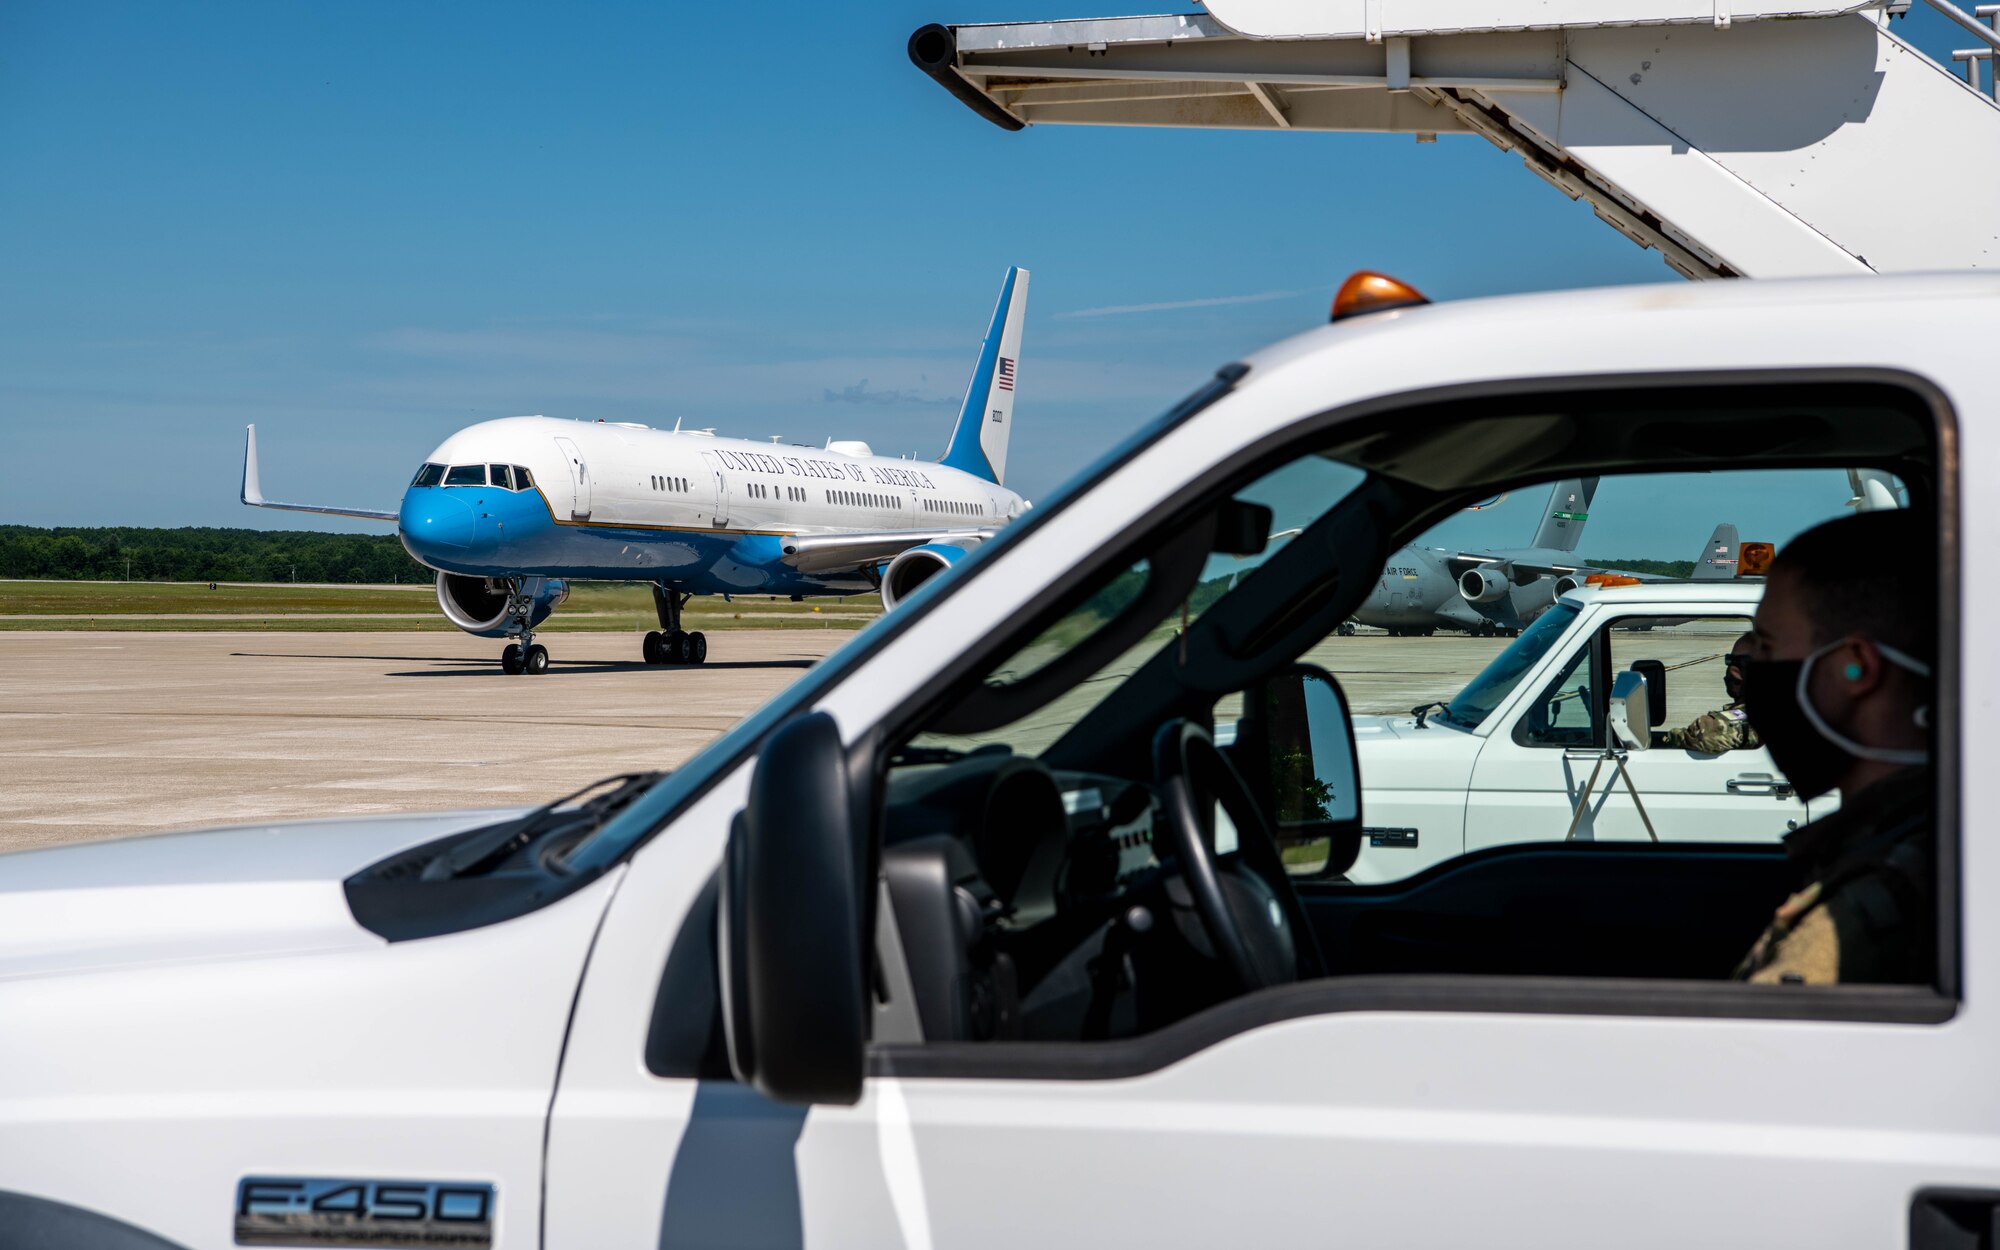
[644,586,709,667]
[496,578,551,675]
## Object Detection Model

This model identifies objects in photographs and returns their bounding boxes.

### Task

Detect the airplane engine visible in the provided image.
[1553,574,1584,597]
[881,542,975,610]
[1458,567,1512,604]
[435,572,570,638]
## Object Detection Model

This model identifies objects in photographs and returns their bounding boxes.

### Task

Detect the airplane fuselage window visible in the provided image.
[444,464,486,487]
[412,463,445,488]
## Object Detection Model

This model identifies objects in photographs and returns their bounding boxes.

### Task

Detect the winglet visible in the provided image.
[1693,522,1740,580]
[242,425,264,506]
[939,266,1029,486]
[236,423,400,522]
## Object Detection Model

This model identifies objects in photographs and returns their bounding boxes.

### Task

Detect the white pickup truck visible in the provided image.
[0,273,1990,1248]
[1343,581,1826,884]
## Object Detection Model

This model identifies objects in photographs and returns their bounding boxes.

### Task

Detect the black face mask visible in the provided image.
[1737,658,1848,802]
[1738,641,1932,803]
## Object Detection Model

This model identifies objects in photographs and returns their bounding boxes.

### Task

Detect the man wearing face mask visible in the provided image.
[1656,633,1760,752]
[1732,510,1935,985]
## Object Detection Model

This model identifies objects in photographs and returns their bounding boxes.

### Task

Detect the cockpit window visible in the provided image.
[412,463,445,488]
[514,466,535,490]
[445,464,486,487]
[489,464,514,491]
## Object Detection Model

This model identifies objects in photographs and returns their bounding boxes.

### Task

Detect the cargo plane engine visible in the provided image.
[1458,566,1512,604]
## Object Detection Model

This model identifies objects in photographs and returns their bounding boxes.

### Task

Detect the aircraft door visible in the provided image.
[553,437,591,520]
[699,452,731,527]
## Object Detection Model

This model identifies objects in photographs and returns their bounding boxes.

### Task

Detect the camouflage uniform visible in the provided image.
[1733,769,1933,985]
[1658,701,1759,752]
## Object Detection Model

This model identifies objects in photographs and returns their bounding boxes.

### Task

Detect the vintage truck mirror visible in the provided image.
[1608,670,1652,751]
[719,711,866,1106]
[1239,664,1364,878]
[1628,659,1668,726]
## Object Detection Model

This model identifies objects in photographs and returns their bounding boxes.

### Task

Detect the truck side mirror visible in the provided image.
[719,712,866,1106]
[1238,664,1364,878]
[1609,670,1652,752]
[1211,499,1274,556]
[1628,659,1668,726]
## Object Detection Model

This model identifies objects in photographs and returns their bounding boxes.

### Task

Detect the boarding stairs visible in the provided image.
[911,0,2000,278]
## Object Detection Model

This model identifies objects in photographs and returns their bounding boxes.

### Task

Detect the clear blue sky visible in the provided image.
[0,2,1972,556]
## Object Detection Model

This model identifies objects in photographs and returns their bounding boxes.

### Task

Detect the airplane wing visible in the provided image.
[779,528,997,575]
[241,425,399,522]
[1475,522,1742,585]
[1446,553,1583,579]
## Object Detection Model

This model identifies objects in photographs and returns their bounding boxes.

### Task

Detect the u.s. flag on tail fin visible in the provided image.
[940,266,1029,487]
[1694,523,1740,579]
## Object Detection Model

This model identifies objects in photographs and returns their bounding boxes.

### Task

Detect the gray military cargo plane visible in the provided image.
[1347,478,1737,636]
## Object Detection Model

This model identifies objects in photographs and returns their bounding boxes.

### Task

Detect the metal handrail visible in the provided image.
[1924,0,2000,52]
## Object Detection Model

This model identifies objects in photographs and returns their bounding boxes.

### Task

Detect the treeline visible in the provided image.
[0,526,431,584]
[1586,557,1698,578]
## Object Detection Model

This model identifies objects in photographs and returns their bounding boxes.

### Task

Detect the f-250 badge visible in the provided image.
[235,1177,494,1248]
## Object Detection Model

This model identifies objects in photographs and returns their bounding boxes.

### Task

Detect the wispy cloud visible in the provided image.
[822,378,955,407]
[1055,289,1313,319]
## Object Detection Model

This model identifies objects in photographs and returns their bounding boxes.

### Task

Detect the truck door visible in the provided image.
[1465,612,1806,850]
[1608,614,1811,841]
[553,436,591,521]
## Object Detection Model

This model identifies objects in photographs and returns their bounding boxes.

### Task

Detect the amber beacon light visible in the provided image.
[1331,271,1431,323]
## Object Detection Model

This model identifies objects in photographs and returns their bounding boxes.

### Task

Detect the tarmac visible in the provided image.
[0,626,1735,853]
[0,631,850,853]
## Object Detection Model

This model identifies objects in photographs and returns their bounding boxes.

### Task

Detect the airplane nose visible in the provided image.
[400,489,474,552]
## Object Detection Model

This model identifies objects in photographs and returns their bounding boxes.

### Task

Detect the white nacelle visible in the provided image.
[434,572,569,638]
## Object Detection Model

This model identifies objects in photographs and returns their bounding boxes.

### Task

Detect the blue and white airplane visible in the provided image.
[243,268,1032,674]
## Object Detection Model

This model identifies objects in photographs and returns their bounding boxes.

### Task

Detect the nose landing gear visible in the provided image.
[644,585,708,667]
[496,578,552,675]
[502,641,550,675]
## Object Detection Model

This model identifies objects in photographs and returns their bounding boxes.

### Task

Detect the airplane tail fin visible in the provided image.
[1693,522,1740,580]
[939,266,1029,486]
[1531,477,1598,552]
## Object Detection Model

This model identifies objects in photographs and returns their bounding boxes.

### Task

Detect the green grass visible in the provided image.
[0,580,434,614]
[0,579,882,632]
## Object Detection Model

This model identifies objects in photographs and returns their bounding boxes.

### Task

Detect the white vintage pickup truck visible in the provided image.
[1342,581,1829,884]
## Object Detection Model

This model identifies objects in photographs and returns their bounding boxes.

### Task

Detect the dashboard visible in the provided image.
[880,752,1166,1042]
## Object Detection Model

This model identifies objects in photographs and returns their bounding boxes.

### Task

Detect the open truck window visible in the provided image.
[866,376,1952,1067]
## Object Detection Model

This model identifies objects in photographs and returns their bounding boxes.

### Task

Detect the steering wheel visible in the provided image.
[1153,720,1327,992]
